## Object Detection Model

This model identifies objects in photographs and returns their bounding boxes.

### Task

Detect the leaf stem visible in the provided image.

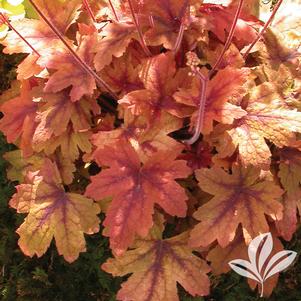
[172,23,185,54]
[28,0,117,98]
[185,0,244,144]
[243,0,283,59]
[0,12,40,56]
[82,0,97,23]
[127,0,152,57]
[172,3,189,54]
[186,69,208,145]
[209,0,244,77]
[108,0,119,22]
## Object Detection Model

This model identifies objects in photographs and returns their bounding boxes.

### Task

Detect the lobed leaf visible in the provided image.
[85,140,191,254]
[102,232,211,301]
[189,164,283,248]
[12,159,100,262]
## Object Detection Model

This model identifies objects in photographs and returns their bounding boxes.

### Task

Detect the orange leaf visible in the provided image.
[100,50,144,96]
[276,147,301,240]
[91,112,183,162]
[94,21,137,71]
[258,29,300,72]
[34,126,92,162]
[0,80,38,157]
[189,164,283,248]
[199,3,261,48]
[174,66,249,134]
[102,232,210,301]
[12,159,100,262]
[215,83,301,167]
[0,0,81,55]
[142,0,190,49]
[44,29,98,101]
[119,53,192,123]
[85,140,191,254]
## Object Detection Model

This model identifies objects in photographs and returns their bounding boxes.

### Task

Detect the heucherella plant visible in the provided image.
[0,0,300,299]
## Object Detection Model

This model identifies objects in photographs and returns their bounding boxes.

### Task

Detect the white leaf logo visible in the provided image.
[228,233,297,297]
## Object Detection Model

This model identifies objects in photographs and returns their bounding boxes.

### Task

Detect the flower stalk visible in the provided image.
[186,0,244,144]
[243,0,283,59]
[209,0,244,77]
[128,0,152,57]
[108,0,119,22]
[82,0,96,23]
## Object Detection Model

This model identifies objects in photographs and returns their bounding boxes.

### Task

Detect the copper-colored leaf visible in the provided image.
[214,83,301,167]
[0,80,38,157]
[174,66,249,134]
[34,126,92,161]
[199,3,261,47]
[44,30,98,101]
[189,164,283,248]
[11,159,100,262]
[91,112,183,161]
[119,52,192,123]
[94,21,137,71]
[142,0,190,49]
[85,140,191,254]
[102,232,211,301]
[276,147,301,240]
[0,0,81,55]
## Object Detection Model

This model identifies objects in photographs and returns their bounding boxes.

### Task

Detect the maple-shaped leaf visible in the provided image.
[140,0,190,49]
[189,164,283,248]
[43,28,98,102]
[11,159,100,262]
[0,0,81,80]
[119,53,193,123]
[174,66,248,134]
[31,89,97,160]
[199,3,261,48]
[85,140,191,254]
[102,232,211,301]
[0,19,60,56]
[214,84,301,167]
[0,80,38,157]
[94,21,137,71]
[276,147,301,240]
[32,91,75,145]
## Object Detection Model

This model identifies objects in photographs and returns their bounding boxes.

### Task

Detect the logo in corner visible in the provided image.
[228,232,297,297]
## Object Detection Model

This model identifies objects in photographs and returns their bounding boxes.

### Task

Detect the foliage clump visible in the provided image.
[0,0,300,300]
